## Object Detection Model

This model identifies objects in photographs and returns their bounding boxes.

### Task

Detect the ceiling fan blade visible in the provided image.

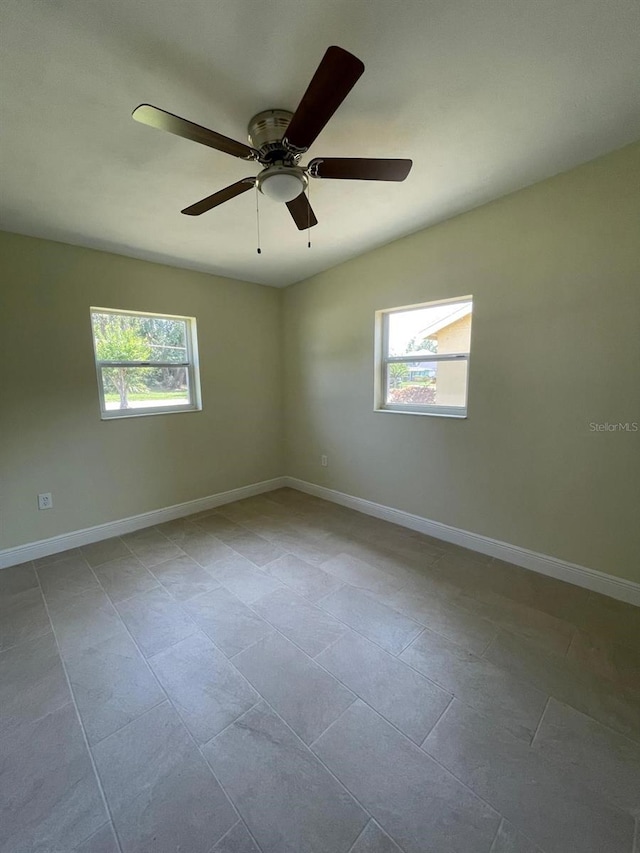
[284,46,365,152]
[181,178,256,216]
[132,104,257,161]
[286,192,318,230]
[308,157,412,181]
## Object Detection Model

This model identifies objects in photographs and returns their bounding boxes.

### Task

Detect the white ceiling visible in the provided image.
[2,0,639,287]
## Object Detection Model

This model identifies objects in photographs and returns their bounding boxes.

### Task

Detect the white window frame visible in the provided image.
[374,296,472,418]
[90,307,202,420]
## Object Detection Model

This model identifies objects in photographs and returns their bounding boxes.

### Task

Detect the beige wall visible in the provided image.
[0,232,283,549]
[283,142,640,584]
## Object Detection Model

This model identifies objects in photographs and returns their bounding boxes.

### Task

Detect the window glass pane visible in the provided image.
[141,316,188,363]
[385,359,468,408]
[387,301,472,357]
[101,366,191,412]
[91,312,188,363]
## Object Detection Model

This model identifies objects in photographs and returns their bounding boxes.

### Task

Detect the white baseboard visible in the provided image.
[0,477,287,570]
[3,474,638,607]
[285,477,640,607]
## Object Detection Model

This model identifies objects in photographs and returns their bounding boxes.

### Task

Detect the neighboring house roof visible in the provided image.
[417,302,472,339]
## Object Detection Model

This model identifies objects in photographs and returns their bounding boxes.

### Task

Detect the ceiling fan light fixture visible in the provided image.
[258,167,306,203]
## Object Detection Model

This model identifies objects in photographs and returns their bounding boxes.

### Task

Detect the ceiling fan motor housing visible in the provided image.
[248,109,298,164]
[249,109,307,202]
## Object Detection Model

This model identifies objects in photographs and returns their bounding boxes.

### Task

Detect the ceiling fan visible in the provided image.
[132,46,412,231]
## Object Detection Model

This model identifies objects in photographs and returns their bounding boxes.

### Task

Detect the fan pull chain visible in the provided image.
[307,180,312,248]
[255,185,262,254]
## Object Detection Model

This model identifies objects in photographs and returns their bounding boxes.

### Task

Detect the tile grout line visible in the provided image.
[202,696,268,748]
[72,821,115,851]
[34,569,125,853]
[204,819,242,853]
[345,820,370,853]
[310,627,349,659]
[306,700,360,751]
[81,534,137,567]
[488,817,505,853]
[0,689,72,742]
[419,728,503,823]
[489,817,550,853]
[397,624,426,655]
[562,622,578,658]
[489,817,552,853]
[0,622,52,656]
[563,624,579,660]
[105,552,223,608]
[419,694,455,746]
[479,629,498,660]
[201,698,266,748]
[93,580,162,608]
[479,625,500,657]
[227,629,275,662]
[86,697,173,747]
[529,695,552,747]
[87,697,170,748]
[368,819,411,853]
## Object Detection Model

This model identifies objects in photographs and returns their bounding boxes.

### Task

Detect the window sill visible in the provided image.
[100,406,202,420]
[373,407,467,419]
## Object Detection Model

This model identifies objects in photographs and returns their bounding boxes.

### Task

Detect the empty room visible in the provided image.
[1,0,639,851]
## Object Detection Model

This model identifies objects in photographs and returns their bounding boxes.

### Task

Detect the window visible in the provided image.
[375,297,472,417]
[90,308,201,419]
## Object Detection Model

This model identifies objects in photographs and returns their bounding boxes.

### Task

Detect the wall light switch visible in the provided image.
[321,455,328,467]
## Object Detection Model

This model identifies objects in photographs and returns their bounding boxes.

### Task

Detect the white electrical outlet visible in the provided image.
[321,454,328,467]
[38,493,53,510]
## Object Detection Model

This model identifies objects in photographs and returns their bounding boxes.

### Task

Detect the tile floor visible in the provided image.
[1,487,639,853]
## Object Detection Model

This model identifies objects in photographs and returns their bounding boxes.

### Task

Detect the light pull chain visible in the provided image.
[255,184,262,254]
[307,180,312,249]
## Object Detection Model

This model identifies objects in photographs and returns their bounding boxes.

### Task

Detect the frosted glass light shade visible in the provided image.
[260,172,304,202]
